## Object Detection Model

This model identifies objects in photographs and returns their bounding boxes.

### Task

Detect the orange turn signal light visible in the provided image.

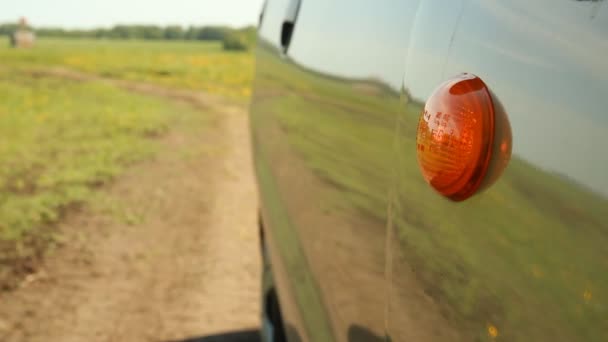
[416,73,512,201]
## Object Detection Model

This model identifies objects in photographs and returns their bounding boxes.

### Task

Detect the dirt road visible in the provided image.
[0,77,261,342]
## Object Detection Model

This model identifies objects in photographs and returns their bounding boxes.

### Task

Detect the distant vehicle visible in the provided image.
[10,17,35,48]
[250,1,607,341]
[10,30,35,48]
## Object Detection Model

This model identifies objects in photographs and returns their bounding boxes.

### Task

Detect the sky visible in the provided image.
[0,0,265,28]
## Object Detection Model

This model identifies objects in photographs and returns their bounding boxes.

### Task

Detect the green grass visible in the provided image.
[0,67,201,240]
[0,37,253,243]
[0,37,248,288]
[252,44,608,342]
[0,38,254,99]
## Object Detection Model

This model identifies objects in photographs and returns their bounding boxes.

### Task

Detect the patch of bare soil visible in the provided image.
[0,74,261,342]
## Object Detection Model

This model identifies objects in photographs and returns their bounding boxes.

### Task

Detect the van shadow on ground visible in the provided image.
[166,329,260,342]
[167,325,384,342]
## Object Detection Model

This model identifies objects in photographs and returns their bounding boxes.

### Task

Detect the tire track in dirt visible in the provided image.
[0,71,260,342]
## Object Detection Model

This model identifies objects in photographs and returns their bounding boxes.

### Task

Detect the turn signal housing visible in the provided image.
[416,73,511,201]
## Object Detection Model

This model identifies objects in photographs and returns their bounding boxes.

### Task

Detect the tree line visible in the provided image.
[0,23,256,51]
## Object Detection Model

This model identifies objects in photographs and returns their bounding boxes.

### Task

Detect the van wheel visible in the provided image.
[262,287,287,342]
[260,218,287,342]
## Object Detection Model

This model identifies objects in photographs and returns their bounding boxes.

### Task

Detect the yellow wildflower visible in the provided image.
[583,290,592,302]
[487,324,499,339]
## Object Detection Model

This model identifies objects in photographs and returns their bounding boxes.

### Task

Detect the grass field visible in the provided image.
[0,38,254,99]
[0,37,253,286]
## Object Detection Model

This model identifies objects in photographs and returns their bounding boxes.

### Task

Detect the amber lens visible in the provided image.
[416,74,495,201]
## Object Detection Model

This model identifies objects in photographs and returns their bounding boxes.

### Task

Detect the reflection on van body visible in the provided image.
[251,0,608,341]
